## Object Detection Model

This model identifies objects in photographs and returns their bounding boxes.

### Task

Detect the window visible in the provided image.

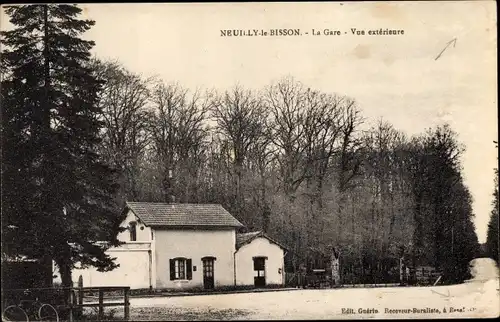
[202,258,215,277]
[175,258,186,279]
[170,258,192,280]
[129,222,137,241]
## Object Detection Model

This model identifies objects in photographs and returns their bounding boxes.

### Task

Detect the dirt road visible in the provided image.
[126,258,499,320]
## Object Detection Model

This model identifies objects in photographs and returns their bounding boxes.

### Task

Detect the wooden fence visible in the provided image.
[412,266,442,285]
[284,267,442,288]
[71,278,130,321]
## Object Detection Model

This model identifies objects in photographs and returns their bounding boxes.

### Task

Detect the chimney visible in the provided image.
[169,169,176,203]
[163,168,176,204]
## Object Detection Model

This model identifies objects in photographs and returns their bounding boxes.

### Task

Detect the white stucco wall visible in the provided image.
[235,237,285,286]
[154,228,236,289]
[58,210,155,290]
[117,210,152,242]
[63,242,153,290]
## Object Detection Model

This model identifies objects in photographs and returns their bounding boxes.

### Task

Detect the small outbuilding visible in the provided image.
[235,231,288,287]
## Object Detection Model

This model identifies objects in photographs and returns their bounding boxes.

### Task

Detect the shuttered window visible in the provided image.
[170,258,192,280]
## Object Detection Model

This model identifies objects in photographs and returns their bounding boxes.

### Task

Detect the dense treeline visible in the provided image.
[485,140,499,265]
[1,4,479,288]
[92,59,479,283]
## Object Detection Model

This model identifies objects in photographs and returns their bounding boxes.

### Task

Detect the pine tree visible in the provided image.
[1,4,124,288]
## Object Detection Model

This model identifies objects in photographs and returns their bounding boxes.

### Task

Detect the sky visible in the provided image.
[1,1,497,243]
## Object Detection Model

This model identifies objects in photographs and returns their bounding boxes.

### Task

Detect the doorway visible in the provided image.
[253,257,266,287]
[202,257,215,290]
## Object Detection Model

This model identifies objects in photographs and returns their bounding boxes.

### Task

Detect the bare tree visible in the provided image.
[149,82,211,203]
[210,86,268,219]
[246,125,276,232]
[92,59,155,201]
[264,77,308,198]
[357,120,415,278]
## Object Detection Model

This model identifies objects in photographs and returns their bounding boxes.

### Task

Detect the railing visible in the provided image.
[285,270,404,289]
[412,267,443,286]
[2,286,130,321]
[73,286,130,321]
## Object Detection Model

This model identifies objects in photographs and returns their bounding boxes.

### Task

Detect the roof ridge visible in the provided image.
[235,230,288,251]
[126,201,223,206]
[124,202,243,228]
[237,230,262,235]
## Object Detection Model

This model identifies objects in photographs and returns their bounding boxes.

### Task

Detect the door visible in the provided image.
[202,257,215,290]
[253,257,266,287]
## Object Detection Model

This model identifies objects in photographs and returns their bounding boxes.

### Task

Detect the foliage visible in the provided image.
[406,125,479,282]
[1,4,125,287]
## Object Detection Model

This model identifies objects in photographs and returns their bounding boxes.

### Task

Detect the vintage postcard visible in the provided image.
[1,1,498,321]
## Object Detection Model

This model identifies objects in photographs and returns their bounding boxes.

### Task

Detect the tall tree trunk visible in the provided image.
[259,165,270,232]
[55,255,73,319]
[234,163,242,217]
[57,260,73,288]
[43,5,51,131]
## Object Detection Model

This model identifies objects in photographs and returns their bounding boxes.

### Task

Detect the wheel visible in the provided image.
[2,305,29,322]
[38,304,59,322]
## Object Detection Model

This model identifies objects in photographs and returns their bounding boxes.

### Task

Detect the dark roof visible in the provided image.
[125,202,244,228]
[236,231,262,248]
[236,231,288,251]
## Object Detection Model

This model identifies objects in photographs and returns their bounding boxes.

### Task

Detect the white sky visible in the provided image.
[1,1,497,243]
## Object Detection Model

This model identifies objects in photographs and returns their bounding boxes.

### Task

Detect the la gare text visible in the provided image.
[220,28,405,37]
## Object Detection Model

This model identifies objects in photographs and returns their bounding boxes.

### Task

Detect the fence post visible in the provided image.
[98,289,104,320]
[77,276,83,318]
[124,287,130,320]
